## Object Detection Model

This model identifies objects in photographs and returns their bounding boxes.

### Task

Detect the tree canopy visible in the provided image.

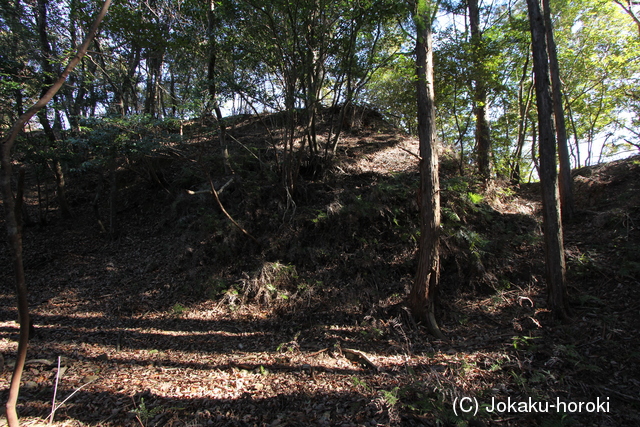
[1,0,638,171]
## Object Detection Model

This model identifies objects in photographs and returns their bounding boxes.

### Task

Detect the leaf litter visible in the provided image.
[1,117,639,426]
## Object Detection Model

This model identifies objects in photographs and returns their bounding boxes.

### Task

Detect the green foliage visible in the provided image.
[361,319,386,340]
[381,386,400,406]
[70,115,176,169]
[351,376,371,391]
[131,397,163,427]
[395,382,476,426]
[511,335,541,351]
[2,0,636,182]
[171,303,187,316]
[205,277,234,300]
[363,53,417,133]
[467,191,484,204]
[441,176,489,232]
[457,229,489,257]
[311,210,328,224]
[569,250,597,277]
[276,331,301,353]
[552,0,640,164]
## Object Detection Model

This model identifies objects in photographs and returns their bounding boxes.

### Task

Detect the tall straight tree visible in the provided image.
[468,0,492,182]
[408,0,444,338]
[207,0,231,174]
[526,0,569,320]
[542,0,574,219]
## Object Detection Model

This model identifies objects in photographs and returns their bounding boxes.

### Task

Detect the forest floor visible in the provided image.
[1,110,639,426]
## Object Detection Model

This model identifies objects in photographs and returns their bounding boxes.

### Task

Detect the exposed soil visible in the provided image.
[1,112,639,426]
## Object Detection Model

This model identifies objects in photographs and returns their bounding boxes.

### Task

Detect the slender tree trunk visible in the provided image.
[564,93,581,167]
[14,89,24,120]
[468,0,492,182]
[52,159,72,218]
[70,52,97,131]
[408,0,444,339]
[0,163,29,427]
[144,49,164,118]
[542,0,574,220]
[37,109,73,220]
[207,1,232,174]
[1,2,111,425]
[526,0,569,320]
[108,156,117,238]
[35,0,73,218]
[512,55,533,183]
[121,46,141,115]
[169,72,177,117]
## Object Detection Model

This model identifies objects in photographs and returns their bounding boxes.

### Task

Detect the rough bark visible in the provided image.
[1,2,111,425]
[468,0,492,182]
[542,0,574,220]
[526,0,569,320]
[408,0,444,339]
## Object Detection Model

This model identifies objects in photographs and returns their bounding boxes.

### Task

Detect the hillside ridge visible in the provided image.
[0,118,638,426]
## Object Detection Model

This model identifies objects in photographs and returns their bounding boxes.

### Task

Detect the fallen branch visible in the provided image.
[227,133,265,166]
[400,146,421,160]
[187,177,234,196]
[308,348,329,358]
[207,174,259,245]
[341,348,379,371]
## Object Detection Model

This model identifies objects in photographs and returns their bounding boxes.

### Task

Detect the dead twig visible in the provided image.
[400,146,421,160]
[49,374,98,424]
[207,173,259,245]
[307,348,328,358]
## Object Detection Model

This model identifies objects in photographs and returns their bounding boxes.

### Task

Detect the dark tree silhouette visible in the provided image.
[526,0,570,320]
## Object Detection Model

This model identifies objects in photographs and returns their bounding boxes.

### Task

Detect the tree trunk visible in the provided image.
[52,159,72,218]
[468,0,492,183]
[35,0,73,219]
[144,49,164,118]
[564,93,581,167]
[526,0,569,320]
[207,1,232,175]
[108,156,117,238]
[542,0,574,220]
[122,45,141,115]
[408,0,444,339]
[0,163,30,427]
[0,2,111,425]
[512,56,534,183]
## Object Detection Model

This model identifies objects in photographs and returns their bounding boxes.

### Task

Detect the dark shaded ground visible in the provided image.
[1,113,639,426]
